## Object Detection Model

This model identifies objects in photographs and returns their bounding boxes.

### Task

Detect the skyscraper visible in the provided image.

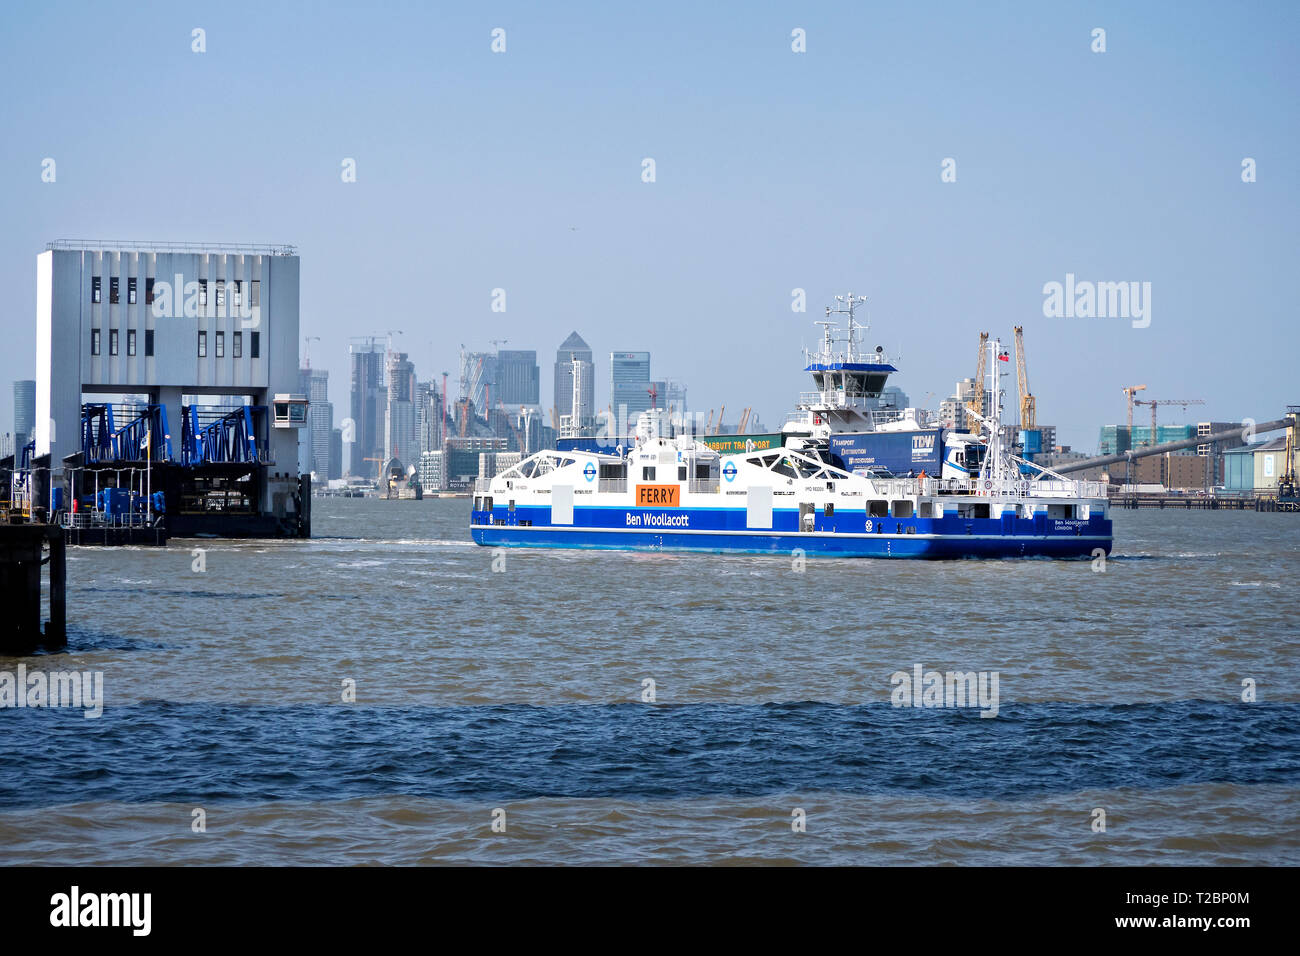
[460,350,496,415]
[298,367,331,478]
[495,350,540,407]
[385,352,418,463]
[554,332,594,427]
[611,351,651,433]
[349,339,386,476]
[12,379,35,455]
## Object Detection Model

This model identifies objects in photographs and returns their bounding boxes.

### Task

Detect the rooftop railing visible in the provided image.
[47,240,297,256]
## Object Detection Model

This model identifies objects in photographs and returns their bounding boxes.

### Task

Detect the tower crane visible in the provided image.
[965,331,989,436]
[1121,385,1147,484]
[1133,399,1205,448]
[1012,326,1035,432]
[1132,397,1205,485]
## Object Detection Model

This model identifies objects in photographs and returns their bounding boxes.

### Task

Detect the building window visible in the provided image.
[109,329,119,355]
[128,329,137,356]
[198,331,207,357]
[250,280,260,308]
[128,277,137,304]
[250,331,260,358]
[215,281,225,310]
[215,331,225,357]
[92,277,102,303]
[145,329,154,356]
[91,329,101,355]
[110,277,120,304]
[198,279,208,307]
[145,277,155,305]
[233,331,243,357]
[232,280,242,307]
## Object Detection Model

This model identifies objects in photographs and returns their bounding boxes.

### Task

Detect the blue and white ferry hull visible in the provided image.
[470,441,1111,560]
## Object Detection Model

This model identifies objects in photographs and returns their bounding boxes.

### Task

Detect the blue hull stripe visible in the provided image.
[471,524,1110,558]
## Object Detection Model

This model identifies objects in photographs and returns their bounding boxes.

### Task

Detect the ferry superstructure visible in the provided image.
[471,301,1112,558]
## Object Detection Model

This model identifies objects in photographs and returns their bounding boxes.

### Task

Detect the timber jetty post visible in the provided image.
[0,523,66,653]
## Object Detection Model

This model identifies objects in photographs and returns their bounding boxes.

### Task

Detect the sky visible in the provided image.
[2,0,1297,452]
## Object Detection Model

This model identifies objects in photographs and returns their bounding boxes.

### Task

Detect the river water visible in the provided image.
[1,499,1296,864]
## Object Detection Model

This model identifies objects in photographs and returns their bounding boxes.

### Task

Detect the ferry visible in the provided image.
[470,296,1112,558]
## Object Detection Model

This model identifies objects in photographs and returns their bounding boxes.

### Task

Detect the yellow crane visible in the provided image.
[1013,325,1035,432]
[713,404,726,435]
[737,406,752,435]
[1279,406,1298,502]
[705,409,714,435]
[965,331,989,435]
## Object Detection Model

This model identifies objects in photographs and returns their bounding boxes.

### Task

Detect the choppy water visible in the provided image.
[1,500,1297,864]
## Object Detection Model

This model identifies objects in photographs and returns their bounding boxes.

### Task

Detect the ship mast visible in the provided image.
[825,293,867,363]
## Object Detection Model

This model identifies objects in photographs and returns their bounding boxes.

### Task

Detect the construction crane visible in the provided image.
[705,409,714,435]
[712,404,726,435]
[1131,398,1205,485]
[965,331,989,436]
[737,407,752,435]
[1133,398,1206,448]
[1121,385,1147,484]
[303,335,321,368]
[1012,326,1035,432]
[1279,406,1299,504]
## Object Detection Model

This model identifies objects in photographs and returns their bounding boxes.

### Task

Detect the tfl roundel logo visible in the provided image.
[723,461,738,482]
[583,462,597,482]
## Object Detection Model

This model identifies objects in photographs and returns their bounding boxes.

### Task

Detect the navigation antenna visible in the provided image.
[826,294,867,362]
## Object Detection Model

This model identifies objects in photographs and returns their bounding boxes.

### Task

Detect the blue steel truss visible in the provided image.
[80,404,173,462]
[181,405,269,466]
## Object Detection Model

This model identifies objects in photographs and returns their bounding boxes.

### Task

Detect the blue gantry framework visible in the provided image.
[80,403,174,463]
[80,403,269,466]
[180,405,270,466]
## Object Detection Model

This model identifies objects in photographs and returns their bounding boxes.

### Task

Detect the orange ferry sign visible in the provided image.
[635,484,680,507]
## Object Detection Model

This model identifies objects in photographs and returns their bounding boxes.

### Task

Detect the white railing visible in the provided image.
[688,479,720,494]
[60,511,158,529]
[597,478,626,493]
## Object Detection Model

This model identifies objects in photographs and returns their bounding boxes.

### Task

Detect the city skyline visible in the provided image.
[2,3,1297,452]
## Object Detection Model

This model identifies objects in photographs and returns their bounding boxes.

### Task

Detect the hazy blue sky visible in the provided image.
[2,0,1297,451]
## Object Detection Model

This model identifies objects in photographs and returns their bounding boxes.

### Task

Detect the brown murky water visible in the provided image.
[1,499,1296,864]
